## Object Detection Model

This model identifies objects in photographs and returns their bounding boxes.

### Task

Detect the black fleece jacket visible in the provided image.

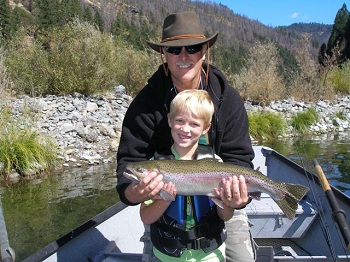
[116,63,254,205]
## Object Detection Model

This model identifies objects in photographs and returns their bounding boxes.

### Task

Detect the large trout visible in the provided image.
[123,159,309,220]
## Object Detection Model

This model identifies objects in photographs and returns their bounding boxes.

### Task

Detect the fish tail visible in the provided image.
[285,183,310,201]
[275,183,309,220]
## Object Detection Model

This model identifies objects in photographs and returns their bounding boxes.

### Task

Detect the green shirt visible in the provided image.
[152,144,225,262]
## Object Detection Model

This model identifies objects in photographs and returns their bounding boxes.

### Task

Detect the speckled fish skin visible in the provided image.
[123,159,309,219]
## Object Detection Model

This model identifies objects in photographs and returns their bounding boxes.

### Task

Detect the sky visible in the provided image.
[204,0,347,27]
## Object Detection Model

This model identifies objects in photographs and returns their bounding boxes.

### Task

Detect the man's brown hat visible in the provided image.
[146,11,218,53]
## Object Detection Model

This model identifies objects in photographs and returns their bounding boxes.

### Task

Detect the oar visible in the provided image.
[313,159,350,250]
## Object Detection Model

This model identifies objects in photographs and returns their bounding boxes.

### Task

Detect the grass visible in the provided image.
[290,107,318,133]
[335,111,346,120]
[0,109,58,178]
[248,111,287,141]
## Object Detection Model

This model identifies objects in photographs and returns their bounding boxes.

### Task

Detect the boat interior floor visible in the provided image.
[255,239,350,261]
[95,239,350,262]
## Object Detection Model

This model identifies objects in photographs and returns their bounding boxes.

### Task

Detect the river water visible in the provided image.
[1,134,350,261]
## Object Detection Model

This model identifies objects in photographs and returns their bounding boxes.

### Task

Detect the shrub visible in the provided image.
[289,34,328,101]
[0,107,58,178]
[328,61,350,94]
[37,19,121,95]
[5,20,159,97]
[113,45,159,96]
[0,47,13,106]
[5,20,119,96]
[234,41,285,105]
[248,111,287,140]
[4,27,49,96]
[336,111,346,120]
[290,107,318,133]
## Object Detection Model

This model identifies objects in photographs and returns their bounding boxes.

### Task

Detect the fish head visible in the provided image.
[123,161,154,183]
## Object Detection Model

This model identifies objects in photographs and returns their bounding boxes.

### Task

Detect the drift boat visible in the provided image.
[7,146,350,262]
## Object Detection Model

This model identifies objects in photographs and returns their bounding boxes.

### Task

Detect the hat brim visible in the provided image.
[146,32,218,53]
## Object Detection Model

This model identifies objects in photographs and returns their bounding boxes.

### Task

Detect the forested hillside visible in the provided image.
[2,0,349,104]
[86,0,334,75]
[13,0,333,59]
[119,0,332,57]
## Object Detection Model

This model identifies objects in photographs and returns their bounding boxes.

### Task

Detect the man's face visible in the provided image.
[164,44,207,89]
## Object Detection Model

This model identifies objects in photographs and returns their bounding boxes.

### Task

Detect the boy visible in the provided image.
[140,89,236,261]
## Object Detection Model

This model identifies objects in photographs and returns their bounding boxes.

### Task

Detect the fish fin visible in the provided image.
[249,192,261,200]
[255,166,260,171]
[159,189,175,201]
[209,197,224,209]
[274,183,309,220]
[198,158,220,162]
[286,183,309,201]
[276,196,298,220]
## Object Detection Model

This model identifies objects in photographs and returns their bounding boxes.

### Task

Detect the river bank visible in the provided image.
[8,87,350,172]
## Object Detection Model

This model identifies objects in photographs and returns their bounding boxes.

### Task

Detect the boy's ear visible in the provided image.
[202,123,211,134]
[167,113,172,127]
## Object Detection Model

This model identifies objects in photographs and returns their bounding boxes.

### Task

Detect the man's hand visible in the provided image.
[215,175,249,209]
[124,171,164,204]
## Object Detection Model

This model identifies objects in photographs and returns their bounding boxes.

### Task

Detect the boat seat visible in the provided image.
[256,246,274,262]
[246,194,317,238]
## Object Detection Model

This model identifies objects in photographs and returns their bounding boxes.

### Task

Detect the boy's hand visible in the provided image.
[162,181,177,199]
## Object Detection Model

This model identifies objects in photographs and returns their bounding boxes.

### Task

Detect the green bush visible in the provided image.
[0,109,58,178]
[40,20,119,95]
[4,19,159,97]
[328,61,350,94]
[114,46,159,96]
[5,20,114,96]
[248,111,287,140]
[4,27,50,96]
[290,107,318,132]
[336,111,346,120]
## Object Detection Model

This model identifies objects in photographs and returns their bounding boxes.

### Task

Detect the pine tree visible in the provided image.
[343,17,350,60]
[36,0,59,29]
[0,0,12,39]
[325,4,350,63]
[94,9,104,32]
[82,6,93,24]
[59,0,82,25]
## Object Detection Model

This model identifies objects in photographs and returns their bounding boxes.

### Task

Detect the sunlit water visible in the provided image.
[1,133,350,261]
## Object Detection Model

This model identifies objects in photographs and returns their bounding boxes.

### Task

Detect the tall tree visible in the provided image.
[93,9,104,32]
[82,6,93,24]
[11,6,35,30]
[0,0,12,39]
[325,3,350,63]
[35,0,59,30]
[59,0,82,25]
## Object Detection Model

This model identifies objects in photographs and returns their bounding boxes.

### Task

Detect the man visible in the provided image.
[117,11,256,261]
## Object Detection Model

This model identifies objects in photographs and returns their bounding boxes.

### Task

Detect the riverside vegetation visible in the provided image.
[1,7,350,181]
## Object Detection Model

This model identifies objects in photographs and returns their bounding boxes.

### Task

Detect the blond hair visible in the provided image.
[168,89,214,127]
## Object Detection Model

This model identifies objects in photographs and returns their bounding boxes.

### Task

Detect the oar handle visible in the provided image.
[313,159,331,191]
[313,159,350,250]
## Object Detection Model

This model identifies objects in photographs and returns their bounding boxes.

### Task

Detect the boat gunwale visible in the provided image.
[22,202,128,262]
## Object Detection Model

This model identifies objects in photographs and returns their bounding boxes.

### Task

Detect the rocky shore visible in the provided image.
[9,87,350,169]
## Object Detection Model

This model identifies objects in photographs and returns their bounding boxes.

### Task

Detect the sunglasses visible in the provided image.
[164,44,203,55]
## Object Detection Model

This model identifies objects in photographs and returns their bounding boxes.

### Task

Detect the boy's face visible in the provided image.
[168,109,210,152]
